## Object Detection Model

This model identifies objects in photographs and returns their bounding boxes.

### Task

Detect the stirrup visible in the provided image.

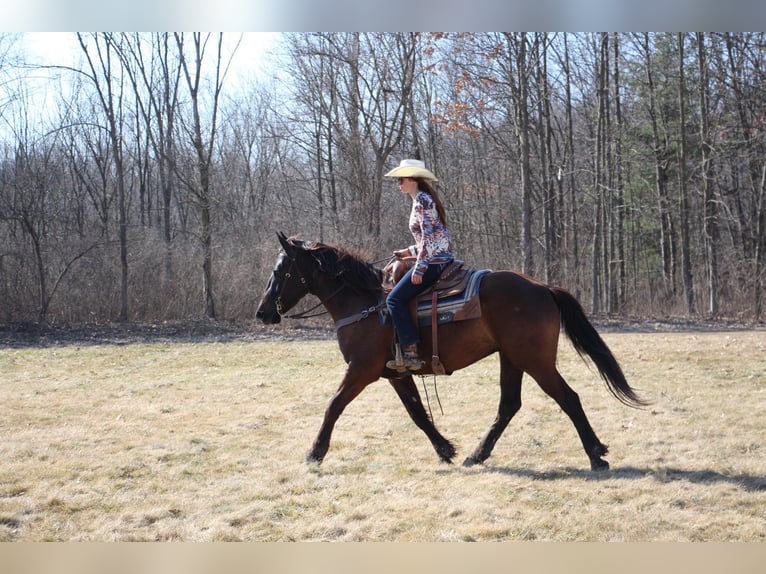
[402,349,425,370]
[386,343,408,372]
[386,344,424,372]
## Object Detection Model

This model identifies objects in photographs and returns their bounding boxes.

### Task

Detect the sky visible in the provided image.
[0,33,284,139]
[20,32,283,80]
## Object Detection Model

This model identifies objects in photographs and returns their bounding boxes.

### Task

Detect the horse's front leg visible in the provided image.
[388,374,456,463]
[307,366,375,464]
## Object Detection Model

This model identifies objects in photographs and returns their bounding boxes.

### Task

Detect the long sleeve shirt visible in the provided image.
[407,191,454,278]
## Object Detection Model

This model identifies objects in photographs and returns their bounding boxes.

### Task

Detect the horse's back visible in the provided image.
[477,270,563,360]
[480,270,560,315]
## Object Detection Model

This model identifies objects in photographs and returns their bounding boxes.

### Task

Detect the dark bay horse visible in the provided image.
[256,233,647,471]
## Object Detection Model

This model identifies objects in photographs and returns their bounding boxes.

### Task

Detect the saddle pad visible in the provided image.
[416,269,491,327]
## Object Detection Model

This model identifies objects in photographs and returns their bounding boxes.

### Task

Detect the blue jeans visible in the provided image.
[386,261,451,348]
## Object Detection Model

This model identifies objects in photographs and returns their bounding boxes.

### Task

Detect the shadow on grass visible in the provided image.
[457,464,766,492]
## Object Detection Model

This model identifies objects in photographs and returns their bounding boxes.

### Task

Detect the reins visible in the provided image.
[370,255,397,266]
[419,375,444,420]
[280,284,345,319]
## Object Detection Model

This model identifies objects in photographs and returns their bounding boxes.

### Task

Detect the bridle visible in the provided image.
[274,252,345,320]
[273,250,395,327]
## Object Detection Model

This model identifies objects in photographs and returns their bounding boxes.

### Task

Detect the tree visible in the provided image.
[639,33,677,295]
[173,32,238,319]
[721,32,766,320]
[4,32,766,325]
[591,33,609,314]
[0,77,98,324]
[697,32,718,317]
[77,32,130,321]
[677,33,695,315]
[286,33,418,241]
[117,33,182,277]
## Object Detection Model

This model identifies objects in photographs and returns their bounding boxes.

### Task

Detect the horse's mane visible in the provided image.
[303,240,383,294]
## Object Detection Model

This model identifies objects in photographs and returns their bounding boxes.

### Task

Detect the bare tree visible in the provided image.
[173,32,239,319]
[514,33,534,275]
[534,33,558,285]
[287,33,418,240]
[561,33,580,290]
[0,76,97,324]
[113,33,182,280]
[611,32,626,313]
[722,32,766,320]
[4,32,766,325]
[677,33,695,315]
[591,33,609,314]
[77,32,130,321]
[638,33,676,295]
[697,32,718,317]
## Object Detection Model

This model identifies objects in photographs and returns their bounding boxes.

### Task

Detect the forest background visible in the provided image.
[0,32,764,327]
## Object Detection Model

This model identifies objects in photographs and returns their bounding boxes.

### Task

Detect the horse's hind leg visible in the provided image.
[533,369,610,471]
[463,354,523,466]
[388,375,457,463]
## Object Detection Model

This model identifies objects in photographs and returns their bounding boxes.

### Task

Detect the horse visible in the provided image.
[255,233,647,471]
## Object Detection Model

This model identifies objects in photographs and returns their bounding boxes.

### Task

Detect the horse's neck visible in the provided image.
[314,277,378,321]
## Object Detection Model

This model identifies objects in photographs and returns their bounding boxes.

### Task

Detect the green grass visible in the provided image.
[0,331,764,541]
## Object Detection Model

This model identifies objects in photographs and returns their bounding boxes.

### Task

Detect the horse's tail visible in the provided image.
[548,286,648,409]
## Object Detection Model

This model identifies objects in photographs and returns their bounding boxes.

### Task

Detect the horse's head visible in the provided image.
[255,232,313,324]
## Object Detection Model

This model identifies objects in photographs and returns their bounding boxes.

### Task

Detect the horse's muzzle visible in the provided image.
[255,305,281,324]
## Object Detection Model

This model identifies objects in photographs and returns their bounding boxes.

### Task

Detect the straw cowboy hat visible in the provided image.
[384,159,438,182]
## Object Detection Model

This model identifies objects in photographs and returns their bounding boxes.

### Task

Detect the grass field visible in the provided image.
[1,328,764,541]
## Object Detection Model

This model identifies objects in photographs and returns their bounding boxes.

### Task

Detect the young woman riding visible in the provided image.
[384,159,455,371]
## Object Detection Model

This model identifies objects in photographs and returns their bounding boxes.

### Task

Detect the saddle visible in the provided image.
[383,259,490,375]
[383,259,472,299]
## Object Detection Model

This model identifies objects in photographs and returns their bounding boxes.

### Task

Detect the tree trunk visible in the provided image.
[536,34,556,285]
[174,32,234,319]
[697,32,718,317]
[612,33,626,313]
[517,33,533,275]
[563,34,580,292]
[77,32,129,322]
[642,33,675,294]
[677,33,695,315]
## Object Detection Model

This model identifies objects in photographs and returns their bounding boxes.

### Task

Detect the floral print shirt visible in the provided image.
[407,191,454,278]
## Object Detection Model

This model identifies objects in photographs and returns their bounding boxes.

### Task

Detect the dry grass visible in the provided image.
[1,330,764,541]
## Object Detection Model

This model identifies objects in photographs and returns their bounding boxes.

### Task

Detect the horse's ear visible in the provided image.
[277,232,292,252]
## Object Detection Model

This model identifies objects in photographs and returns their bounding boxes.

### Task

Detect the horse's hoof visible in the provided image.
[590,458,609,471]
[462,456,480,467]
[437,451,455,464]
[435,441,456,464]
[306,452,324,465]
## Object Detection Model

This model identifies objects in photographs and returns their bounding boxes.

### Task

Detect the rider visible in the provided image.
[384,159,454,371]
